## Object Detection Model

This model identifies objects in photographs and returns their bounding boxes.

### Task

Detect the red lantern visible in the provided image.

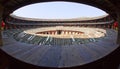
[113,21,118,27]
[1,21,5,27]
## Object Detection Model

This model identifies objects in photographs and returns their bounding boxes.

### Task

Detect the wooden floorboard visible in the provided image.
[0,29,119,68]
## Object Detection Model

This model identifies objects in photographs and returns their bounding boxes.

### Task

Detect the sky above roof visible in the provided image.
[12,1,108,19]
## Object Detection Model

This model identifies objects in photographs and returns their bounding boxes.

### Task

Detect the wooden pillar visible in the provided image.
[117,14,120,44]
[0,5,4,46]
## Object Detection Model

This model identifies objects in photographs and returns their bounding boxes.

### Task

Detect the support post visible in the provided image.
[117,14,120,45]
[0,5,4,46]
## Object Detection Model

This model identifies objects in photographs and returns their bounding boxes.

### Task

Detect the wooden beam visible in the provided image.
[104,0,120,12]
